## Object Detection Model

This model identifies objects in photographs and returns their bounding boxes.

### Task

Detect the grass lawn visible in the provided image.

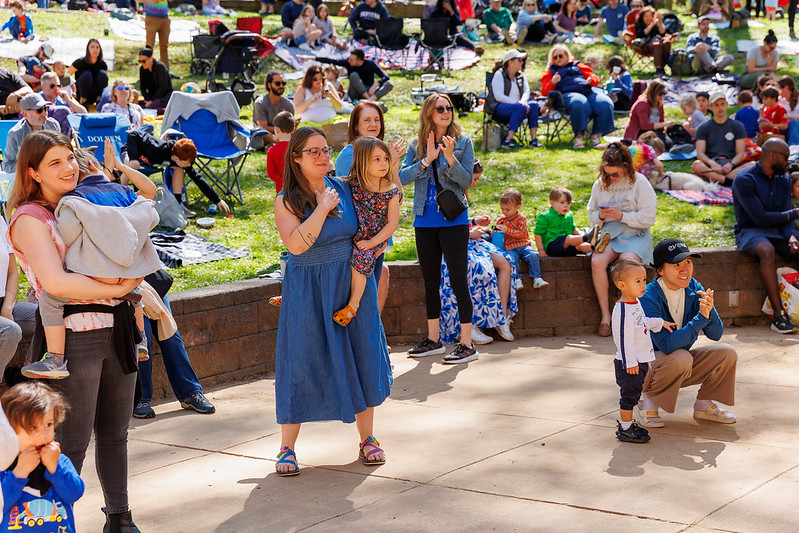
[1,6,793,291]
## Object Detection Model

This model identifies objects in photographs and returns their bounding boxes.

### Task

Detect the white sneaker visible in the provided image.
[495,321,514,341]
[514,278,524,290]
[532,277,549,289]
[471,327,493,345]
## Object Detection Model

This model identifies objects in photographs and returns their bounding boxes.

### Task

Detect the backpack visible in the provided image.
[731,9,749,29]
[669,49,693,78]
[662,13,684,35]
[153,182,188,231]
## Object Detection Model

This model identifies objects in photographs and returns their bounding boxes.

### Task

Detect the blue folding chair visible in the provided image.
[0,120,17,163]
[0,120,18,214]
[67,113,131,165]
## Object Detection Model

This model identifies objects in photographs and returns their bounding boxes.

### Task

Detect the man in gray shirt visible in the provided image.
[253,70,295,146]
[2,93,60,174]
[691,92,754,186]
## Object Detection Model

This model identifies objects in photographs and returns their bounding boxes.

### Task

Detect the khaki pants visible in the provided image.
[145,16,171,69]
[643,343,737,413]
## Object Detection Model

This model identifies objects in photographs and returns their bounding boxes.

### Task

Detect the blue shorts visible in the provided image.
[735,227,793,258]
[546,235,580,257]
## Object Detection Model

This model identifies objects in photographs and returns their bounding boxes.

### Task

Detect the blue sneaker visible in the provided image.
[21,353,69,379]
[771,313,798,334]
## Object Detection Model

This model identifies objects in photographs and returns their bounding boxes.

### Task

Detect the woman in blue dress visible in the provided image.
[273,127,393,476]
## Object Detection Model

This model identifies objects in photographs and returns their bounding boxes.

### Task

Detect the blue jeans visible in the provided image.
[507,245,541,278]
[140,295,203,404]
[495,101,540,132]
[557,88,616,136]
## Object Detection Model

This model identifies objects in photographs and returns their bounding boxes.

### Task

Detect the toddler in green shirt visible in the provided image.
[534,187,597,257]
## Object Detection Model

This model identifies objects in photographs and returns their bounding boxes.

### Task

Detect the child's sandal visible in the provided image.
[269,296,282,307]
[276,446,300,476]
[359,435,386,465]
[333,305,357,326]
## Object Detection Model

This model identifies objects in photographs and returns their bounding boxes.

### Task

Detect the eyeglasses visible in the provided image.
[115,86,130,91]
[271,81,286,86]
[434,105,454,114]
[32,107,47,114]
[603,171,623,179]
[300,146,334,159]
[313,76,324,82]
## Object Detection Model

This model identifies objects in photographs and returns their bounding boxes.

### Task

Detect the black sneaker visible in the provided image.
[442,344,479,364]
[616,421,651,443]
[180,391,216,414]
[501,139,521,149]
[408,338,445,358]
[583,224,598,245]
[529,138,543,148]
[771,313,798,334]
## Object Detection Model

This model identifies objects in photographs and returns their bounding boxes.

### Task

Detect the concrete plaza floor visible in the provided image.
[74,325,799,532]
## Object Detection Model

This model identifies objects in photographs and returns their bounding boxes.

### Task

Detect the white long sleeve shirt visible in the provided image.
[612,299,664,369]
[490,70,530,105]
[587,172,657,229]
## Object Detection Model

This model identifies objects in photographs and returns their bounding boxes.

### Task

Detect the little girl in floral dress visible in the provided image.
[333,137,402,326]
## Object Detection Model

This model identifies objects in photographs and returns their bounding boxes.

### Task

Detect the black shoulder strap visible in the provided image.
[431,159,443,194]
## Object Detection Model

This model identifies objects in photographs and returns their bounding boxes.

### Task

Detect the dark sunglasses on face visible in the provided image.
[271,81,286,86]
[313,76,324,81]
[47,83,59,89]
[553,54,566,60]
[435,105,454,114]
[33,107,47,114]
[115,86,130,91]
[138,58,148,64]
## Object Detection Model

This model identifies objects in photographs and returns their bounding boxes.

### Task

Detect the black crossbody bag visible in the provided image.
[432,160,466,221]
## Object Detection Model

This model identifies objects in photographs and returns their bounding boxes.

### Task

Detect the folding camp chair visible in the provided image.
[162,91,267,205]
[622,10,655,73]
[0,120,17,163]
[373,17,411,63]
[66,113,131,164]
[417,18,458,71]
[481,71,530,149]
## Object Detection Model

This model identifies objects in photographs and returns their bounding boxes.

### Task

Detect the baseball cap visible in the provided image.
[708,91,727,104]
[697,15,710,23]
[652,239,702,269]
[20,93,49,111]
[503,49,527,64]
[41,43,54,59]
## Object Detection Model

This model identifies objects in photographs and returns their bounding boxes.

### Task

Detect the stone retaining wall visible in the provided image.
[7,247,776,400]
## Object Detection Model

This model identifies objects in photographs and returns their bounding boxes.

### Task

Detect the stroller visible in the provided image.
[190,21,274,107]
[410,74,478,117]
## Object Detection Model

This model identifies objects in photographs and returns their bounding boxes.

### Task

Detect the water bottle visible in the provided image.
[491,230,505,249]
[208,204,218,215]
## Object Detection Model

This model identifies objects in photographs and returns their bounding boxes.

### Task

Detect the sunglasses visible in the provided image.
[603,171,623,179]
[115,86,130,91]
[434,105,454,114]
[47,83,59,89]
[313,76,324,81]
[300,146,334,159]
[138,59,148,64]
[553,54,566,60]
[271,81,286,86]
[32,107,47,114]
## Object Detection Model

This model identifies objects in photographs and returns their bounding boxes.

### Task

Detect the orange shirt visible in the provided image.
[496,212,531,250]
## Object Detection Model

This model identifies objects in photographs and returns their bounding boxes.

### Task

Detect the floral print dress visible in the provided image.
[350,178,402,276]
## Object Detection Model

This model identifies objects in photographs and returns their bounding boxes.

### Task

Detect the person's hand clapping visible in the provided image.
[316,187,340,213]
[103,139,117,171]
[440,135,456,162]
[388,139,407,162]
[697,288,715,318]
[424,131,441,165]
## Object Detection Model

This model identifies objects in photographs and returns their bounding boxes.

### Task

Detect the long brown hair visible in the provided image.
[560,0,575,17]
[779,75,798,110]
[347,101,385,144]
[598,142,636,189]
[301,65,324,90]
[414,93,463,162]
[644,78,666,108]
[281,126,337,218]
[346,137,392,188]
[635,6,656,28]
[7,130,73,219]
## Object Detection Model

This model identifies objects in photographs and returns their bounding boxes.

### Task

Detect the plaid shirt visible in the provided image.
[497,212,531,250]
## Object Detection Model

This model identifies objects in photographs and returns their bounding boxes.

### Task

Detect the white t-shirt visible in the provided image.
[657,277,685,329]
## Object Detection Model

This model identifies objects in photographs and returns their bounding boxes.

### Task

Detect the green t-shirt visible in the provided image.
[483,7,514,30]
[534,207,576,250]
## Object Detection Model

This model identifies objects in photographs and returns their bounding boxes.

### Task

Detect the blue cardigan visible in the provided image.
[1,13,34,40]
[639,277,724,354]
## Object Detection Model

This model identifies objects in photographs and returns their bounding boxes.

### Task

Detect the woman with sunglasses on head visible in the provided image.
[541,43,616,149]
[739,30,779,91]
[587,142,657,337]
[399,93,478,364]
[273,126,392,476]
[102,79,145,130]
[68,38,108,106]
[137,45,173,114]
[294,64,342,125]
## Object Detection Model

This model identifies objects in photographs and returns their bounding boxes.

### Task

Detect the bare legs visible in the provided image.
[491,253,511,317]
[591,247,641,328]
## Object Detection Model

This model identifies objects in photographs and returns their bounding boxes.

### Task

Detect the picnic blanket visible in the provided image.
[273,40,480,73]
[107,17,202,42]
[737,39,799,55]
[149,230,249,268]
[664,186,734,206]
[659,150,697,161]
[0,36,115,70]
[662,77,740,108]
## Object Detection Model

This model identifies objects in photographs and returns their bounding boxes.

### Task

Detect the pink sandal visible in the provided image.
[359,436,386,465]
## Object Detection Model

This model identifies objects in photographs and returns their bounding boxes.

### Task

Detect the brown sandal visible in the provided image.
[333,305,357,326]
[269,296,282,307]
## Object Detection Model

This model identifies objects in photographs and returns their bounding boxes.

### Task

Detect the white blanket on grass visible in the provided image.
[737,39,799,55]
[107,17,202,43]
[0,36,115,70]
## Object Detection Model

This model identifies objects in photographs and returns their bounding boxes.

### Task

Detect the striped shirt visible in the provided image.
[496,212,531,250]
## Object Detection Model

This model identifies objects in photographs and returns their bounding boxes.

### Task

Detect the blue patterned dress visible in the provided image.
[275,177,393,424]
[439,238,520,343]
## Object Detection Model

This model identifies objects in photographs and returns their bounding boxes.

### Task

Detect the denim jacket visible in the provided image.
[399,135,474,216]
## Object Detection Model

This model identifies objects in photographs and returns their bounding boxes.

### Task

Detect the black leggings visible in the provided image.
[415,225,472,322]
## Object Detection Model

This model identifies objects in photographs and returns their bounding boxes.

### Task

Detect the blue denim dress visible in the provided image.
[275,177,393,424]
